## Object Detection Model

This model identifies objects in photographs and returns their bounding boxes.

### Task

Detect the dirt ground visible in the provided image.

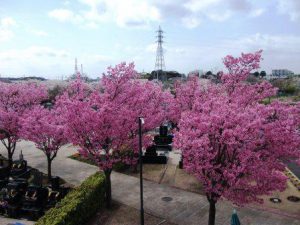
[70,151,300,217]
[123,163,300,216]
[253,180,300,215]
[88,201,176,225]
[123,163,204,194]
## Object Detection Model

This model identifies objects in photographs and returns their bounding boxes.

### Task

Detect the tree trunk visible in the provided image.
[7,140,14,170]
[47,156,52,183]
[104,169,112,208]
[133,163,138,173]
[8,151,13,170]
[208,201,216,225]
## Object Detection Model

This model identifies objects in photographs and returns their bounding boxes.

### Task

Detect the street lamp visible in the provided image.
[138,117,144,225]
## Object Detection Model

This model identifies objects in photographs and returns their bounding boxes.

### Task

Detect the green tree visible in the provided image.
[260,71,266,78]
[253,71,259,77]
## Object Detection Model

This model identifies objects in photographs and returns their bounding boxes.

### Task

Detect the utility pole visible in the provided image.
[154,26,166,82]
[138,117,144,225]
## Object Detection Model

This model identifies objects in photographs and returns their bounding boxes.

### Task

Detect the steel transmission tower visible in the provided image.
[81,64,84,75]
[155,26,166,81]
[74,58,78,74]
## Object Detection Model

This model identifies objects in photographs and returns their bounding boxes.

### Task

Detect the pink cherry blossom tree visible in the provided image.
[62,63,169,208]
[0,82,47,168]
[21,105,68,182]
[174,51,300,225]
[168,76,203,127]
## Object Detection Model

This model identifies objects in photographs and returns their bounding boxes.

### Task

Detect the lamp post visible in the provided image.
[138,117,144,225]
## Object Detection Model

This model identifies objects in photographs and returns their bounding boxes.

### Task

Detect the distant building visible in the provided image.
[271,69,294,78]
[68,58,90,82]
[187,70,204,78]
[149,70,184,81]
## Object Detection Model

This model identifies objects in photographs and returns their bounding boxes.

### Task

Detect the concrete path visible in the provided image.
[0,141,97,186]
[0,217,34,225]
[1,141,300,225]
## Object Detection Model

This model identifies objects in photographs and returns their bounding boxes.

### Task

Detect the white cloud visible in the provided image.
[48,0,270,29]
[171,47,187,54]
[146,43,157,53]
[82,53,112,62]
[184,0,221,13]
[249,8,265,17]
[48,9,82,23]
[0,17,16,42]
[49,9,72,22]
[109,0,160,27]
[49,0,161,28]
[0,46,70,77]
[232,33,300,54]
[1,17,16,28]
[277,0,300,22]
[182,0,231,25]
[0,46,113,78]
[182,16,201,29]
[0,46,70,61]
[63,0,71,6]
[208,11,232,22]
[145,43,186,56]
[140,33,300,74]
[0,29,14,42]
[180,0,257,27]
[216,33,300,73]
[32,30,48,37]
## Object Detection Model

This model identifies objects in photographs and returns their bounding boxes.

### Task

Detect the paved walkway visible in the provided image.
[0,217,34,225]
[1,141,300,225]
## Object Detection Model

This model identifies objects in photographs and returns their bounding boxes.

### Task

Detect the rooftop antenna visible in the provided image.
[154,26,166,82]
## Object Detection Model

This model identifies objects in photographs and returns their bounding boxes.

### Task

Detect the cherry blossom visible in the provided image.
[0,82,47,167]
[174,51,300,225]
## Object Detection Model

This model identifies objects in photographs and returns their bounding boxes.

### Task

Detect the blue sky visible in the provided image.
[0,0,300,79]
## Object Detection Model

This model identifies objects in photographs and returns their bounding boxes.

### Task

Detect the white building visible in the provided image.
[271,69,294,78]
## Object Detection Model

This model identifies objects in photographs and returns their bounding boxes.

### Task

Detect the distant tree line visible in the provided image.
[270,77,299,95]
[0,76,46,83]
[139,70,184,81]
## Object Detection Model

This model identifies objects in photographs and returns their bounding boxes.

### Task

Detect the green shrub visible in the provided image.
[36,172,105,225]
[292,95,300,101]
[284,84,297,94]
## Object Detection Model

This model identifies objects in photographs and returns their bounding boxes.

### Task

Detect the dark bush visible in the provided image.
[36,172,105,225]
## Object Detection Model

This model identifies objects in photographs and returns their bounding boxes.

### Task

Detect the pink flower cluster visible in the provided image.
[61,63,171,171]
[174,50,300,205]
[0,50,299,210]
[21,105,68,158]
[0,82,47,163]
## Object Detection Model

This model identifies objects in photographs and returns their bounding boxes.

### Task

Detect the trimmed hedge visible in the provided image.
[36,172,106,225]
